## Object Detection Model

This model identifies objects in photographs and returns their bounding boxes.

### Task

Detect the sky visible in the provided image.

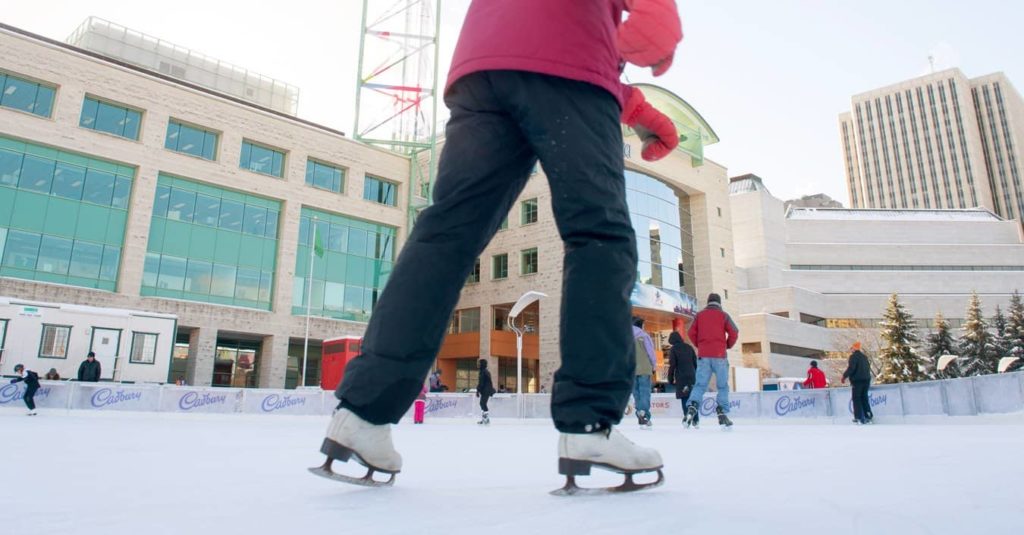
[3,0,1023,203]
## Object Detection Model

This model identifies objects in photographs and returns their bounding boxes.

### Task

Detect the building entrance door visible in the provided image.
[90,327,122,380]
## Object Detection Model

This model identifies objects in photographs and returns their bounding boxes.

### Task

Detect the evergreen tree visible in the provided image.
[991,305,1010,368]
[958,292,997,376]
[926,312,957,377]
[877,293,929,383]
[1006,291,1024,372]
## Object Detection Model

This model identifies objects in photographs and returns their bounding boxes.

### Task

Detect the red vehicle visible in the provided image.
[320,336,361,391]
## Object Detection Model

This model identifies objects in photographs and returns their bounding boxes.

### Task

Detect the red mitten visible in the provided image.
[618,0,683,76]
[621,87,679,161]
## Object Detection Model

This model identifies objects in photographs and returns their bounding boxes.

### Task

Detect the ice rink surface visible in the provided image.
[3,410,1023,535]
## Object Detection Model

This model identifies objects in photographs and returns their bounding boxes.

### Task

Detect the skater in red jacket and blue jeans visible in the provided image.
[685,293,739,427]
[314,0,683,494]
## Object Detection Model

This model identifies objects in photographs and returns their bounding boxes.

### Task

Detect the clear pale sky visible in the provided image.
[3,0,1022,204]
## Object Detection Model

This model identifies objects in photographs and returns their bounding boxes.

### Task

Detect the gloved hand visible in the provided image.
[617,0,683,76]
[621,86,679,161]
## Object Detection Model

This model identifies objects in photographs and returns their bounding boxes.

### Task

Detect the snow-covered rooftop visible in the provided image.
[786,207,1004,222]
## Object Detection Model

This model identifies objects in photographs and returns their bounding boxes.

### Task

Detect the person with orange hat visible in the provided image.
[841,342,873,424]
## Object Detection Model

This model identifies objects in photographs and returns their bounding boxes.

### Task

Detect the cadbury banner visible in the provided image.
[0,380,72,409]
[160,387,242,414]
[829,384,904,421]
[760,390,831,419]
[73,384,159,412]
[242,389,323,415]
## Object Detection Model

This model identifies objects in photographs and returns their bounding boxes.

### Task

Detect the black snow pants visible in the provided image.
[479,393,492,413]
[337,71,637,433]
[851,381,871,421]
[24,384,38,410]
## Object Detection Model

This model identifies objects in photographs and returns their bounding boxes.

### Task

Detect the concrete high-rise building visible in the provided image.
[840,68,1024,229]
[730,174,1024,378]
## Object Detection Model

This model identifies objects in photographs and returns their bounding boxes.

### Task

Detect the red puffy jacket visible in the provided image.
[803,367,827,389]
[446,0,631,108]
[687,303,738,358]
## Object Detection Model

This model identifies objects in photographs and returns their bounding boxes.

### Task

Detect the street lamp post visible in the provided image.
[507,291,547,418]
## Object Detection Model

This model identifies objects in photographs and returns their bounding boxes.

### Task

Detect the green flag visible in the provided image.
[313,226,324,258]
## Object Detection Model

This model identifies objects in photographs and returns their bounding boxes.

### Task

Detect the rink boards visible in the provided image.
[2,372,1023,421]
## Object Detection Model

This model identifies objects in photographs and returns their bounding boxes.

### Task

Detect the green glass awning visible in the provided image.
[626,84,719,167]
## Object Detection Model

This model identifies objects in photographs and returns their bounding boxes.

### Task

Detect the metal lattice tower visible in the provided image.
[354,0,442,219]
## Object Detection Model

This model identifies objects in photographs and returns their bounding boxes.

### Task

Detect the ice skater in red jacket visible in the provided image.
[685,293,739,427]
[802,361,828,389]
[315,0,683,494]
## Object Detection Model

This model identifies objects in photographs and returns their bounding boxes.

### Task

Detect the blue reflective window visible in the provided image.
[20,155,55,193]
[52,163,86,200]
[328,224,346,252]
[306,160,345,192]
[112,177,132,209]
[157,255,187,291]
[69,241,103,279]
[83,169,116,206]
[0,73,55,117]
[240,140,285,178]
[100,246,120,282]
[153,186,170,218]
[242,205,267,236]
[37,235,73,275]
[211,264,236,297]
[0,149,23,186]
[2,230,41,269]
[193,194,221,227]
[165,120,218,160]
[80,97,142,140]
[363,176,397,206]
[166,188,196,223]
[265,210,279,239]
[234,268,261,301]
[185,260,213,294]
[218,199,243,231]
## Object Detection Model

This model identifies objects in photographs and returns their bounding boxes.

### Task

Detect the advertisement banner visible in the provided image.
[419,394,478,418]
[630,282,697,317]
[760,390,831,419]
[971,374,1024,414]
[942,379,978,416]
[0,380,72,409]
[160,387,242,414]
[242,389,323,415]
[829,384,904,420]
[73,384,160,412]
[650,394,682,418]
[701,392,760,419]
[899,381,946,416]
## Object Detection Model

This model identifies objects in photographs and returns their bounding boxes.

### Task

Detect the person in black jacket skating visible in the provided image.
[476,359,496,425]
[842,342,873,424]
[10,364,41,415]
[666,331,699,427]
[78,352,101,382]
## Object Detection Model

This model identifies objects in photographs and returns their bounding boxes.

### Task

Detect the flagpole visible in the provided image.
[302,217,317,388]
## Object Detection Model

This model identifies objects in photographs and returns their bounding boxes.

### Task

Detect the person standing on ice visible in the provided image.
[802,361,827,389]
[476,359,496,426]
[666,330,698,427]
[10,364,40,416]
[842,342,873,424]
[632,317,656,428]
[312,0,682,494]
[684,293,739,428]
